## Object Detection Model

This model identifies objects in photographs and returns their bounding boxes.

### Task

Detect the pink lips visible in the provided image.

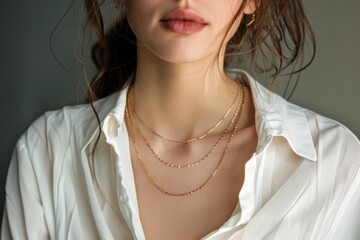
[160,8,207,34]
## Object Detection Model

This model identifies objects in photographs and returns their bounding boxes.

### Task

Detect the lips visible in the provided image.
[160,8,208,34]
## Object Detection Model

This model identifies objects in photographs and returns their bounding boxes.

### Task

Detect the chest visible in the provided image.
[129,136,256,240]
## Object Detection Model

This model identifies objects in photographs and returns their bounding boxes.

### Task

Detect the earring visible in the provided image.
[246,13,255,27]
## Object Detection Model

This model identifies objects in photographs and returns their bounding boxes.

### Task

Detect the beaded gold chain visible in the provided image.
[128,84,245,168]
[125,84,246,196]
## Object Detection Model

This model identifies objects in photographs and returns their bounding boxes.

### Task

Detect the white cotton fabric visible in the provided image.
[2,70,360,240]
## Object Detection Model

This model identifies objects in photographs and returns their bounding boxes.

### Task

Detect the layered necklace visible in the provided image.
[125,83,245,197]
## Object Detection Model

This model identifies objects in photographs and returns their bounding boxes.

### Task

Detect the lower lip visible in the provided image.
[161,20,206,34]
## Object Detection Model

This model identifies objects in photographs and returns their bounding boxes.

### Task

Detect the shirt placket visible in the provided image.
[104,115,146,240]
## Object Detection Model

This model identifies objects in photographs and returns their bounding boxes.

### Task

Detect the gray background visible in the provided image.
[0,0,359,225]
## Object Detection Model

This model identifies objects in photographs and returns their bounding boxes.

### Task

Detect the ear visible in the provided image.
[243,0,257,14]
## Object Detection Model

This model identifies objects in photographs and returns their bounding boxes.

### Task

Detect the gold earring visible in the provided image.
[246,13,255,27]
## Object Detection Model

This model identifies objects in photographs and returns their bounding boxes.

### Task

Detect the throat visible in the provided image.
[128,76,240,141]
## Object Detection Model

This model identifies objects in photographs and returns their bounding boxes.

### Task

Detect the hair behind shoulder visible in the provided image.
[83,0,315,102]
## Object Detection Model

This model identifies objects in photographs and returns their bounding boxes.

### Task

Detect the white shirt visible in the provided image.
[2,70,360,240]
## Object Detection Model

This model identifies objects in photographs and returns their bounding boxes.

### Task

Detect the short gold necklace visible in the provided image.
[125,86,246,197]
[128,84,245,168]
[131,84,240,143]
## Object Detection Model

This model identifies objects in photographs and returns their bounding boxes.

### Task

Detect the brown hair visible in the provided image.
[83,0,315,103]
[79,0,316,184]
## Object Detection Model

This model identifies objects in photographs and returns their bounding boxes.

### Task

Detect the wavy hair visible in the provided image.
[83,0,315,104]
[77,0,317,179]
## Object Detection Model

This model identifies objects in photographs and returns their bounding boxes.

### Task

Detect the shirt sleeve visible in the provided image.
[329,176,360,239]
[308,115,360,240]
[2,119,52,240]
[324,128,360,239]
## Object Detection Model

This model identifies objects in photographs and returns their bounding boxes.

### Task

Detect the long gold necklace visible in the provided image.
[131,84,240,143]
[128,84,245,168]
[125,85,246,197]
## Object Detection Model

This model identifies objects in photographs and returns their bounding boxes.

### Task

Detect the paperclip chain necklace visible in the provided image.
[125,85,246,196]
[128,84,245,168]
[131,84,240,143]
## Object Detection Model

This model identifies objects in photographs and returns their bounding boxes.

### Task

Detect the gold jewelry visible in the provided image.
[246,13,255,27]
[128,84,245,168]
[125,84,246,197]
[131,84,240,143]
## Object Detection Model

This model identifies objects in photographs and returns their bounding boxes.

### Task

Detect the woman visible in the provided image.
[2,0,360,239]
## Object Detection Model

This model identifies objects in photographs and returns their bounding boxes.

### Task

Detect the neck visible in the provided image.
[130,46,239,140]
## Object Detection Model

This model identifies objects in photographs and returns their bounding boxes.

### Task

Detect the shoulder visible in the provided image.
[304,109,360,191]
[285,98,360,163]
[16,92,121,161]
[237,68,360,162]
[3,93,123,239]
[304,108,360,160]
[301,111,360,238]
[250,78,359,164]
[20,102,91,151]
[271,100,360,236]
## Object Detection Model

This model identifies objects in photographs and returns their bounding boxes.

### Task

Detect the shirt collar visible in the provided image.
[227,69,317,161]
[102,87,128,139]
[81,89,127,149]
[87,69,317,162]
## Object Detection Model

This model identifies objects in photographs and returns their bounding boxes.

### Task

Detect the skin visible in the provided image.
[125,0,257,239]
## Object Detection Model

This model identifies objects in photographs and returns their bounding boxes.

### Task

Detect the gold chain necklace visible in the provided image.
[125,85,246,197]
[131,84,240,143]
[128,84,245,168]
